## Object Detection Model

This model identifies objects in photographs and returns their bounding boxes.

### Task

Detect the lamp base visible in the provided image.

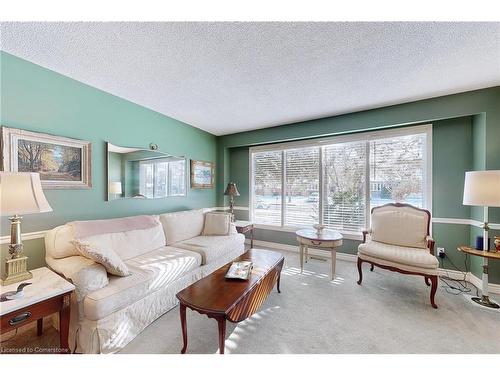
[471,296,500,309]
[1,256,33,286]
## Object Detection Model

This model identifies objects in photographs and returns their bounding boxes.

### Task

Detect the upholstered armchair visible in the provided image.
[357,203,439,308]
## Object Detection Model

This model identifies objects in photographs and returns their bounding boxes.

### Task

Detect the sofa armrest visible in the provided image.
[362,229,372,243]
[46,255,109,301]
[426,236,435,255]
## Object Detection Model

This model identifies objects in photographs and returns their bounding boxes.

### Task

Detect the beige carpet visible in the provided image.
[120,250,500,354]
[3,250,499,354]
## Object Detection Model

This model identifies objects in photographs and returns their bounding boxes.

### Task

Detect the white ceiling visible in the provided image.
[1,22,499,136]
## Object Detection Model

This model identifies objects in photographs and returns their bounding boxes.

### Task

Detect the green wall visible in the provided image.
[1,50,499,284]
[0,52,217,271]
[219,87,500,283]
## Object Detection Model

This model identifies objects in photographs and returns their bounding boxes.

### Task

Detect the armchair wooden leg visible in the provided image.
[357,257,363,285]
[370,264,374,272]
[425,277,430,286]
[429,275,438,309]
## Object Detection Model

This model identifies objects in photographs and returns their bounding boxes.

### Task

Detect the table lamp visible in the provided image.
[224,182,240,222]
[109,181,123,198]
[0,172,53,285]
[463,170,500,308]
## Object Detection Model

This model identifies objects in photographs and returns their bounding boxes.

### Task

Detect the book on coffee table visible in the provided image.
[225,261,253,280]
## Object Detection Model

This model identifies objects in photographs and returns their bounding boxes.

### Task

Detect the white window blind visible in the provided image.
[323,141,366,233]
[252,151,282,225]
[139,159,186,198]
[370,133,426,210]
[285,147,320,226]
[249,125,431,235]
[169,160,186,196]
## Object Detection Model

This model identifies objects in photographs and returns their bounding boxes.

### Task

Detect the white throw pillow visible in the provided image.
[203,212,231,236]
[71,240,130,276]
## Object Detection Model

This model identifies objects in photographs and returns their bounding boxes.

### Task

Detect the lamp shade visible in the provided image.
[463,170,500,207]
[224,182,240,196]
[0,172,53,216]
[109,181,123,194]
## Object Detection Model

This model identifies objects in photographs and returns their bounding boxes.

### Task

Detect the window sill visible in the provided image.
[253,224,363,241]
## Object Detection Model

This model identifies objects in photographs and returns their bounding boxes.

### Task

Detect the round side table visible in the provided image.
[296,229,343,280]
[457,245,500,309]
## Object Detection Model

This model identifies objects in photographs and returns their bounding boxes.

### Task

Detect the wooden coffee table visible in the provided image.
[176,249,284,354]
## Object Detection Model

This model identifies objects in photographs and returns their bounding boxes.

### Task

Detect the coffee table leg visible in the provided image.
[59,295,71,354]
[277,272,281,293]
[217,317,226,354]
[180,303,188,354]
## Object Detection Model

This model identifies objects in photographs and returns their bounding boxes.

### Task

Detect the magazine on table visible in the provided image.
[225,261,253,280]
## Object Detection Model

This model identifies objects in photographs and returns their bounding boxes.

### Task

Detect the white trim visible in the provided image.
[0,230,47,244]
[246,238,500,294]
[249,124,432,153]
[432,217,500,229]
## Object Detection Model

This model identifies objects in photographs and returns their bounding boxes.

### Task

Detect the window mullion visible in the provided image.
[281,150,286,227]
[319,146,324,226]
[365,141,371,230]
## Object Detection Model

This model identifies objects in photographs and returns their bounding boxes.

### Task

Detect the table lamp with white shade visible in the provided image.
[463,170,500,308]
[109,181,123,198]
[0,172,53,285]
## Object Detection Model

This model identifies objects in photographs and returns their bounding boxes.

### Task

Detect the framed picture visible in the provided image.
[190,159,214,189]
[1,126,92,189]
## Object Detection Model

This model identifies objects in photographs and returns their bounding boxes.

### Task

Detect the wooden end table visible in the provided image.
[0,267,75,353]
[234,221,254,248]
[296,228,343,280]
[457,246,500,309]
[176,249,284,354]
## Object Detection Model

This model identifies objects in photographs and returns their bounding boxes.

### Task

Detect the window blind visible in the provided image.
[323,141,366,233]
[284,147,320,226]
[370,133,426,210]
[252,151,282,225]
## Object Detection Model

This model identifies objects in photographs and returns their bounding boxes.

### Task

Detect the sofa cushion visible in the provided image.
[371,210,428,248]
[202,212,231,236]
[159,209,205,245]
[78,222,166,261]
[72,240,130,277]
[83,246,201,320]
[174,233,245,265]
[358,240,438,269]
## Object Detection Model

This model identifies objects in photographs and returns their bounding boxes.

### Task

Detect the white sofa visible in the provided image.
[44,209,245,353]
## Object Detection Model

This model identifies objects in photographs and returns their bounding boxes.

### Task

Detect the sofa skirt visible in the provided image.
[72,248,245,354]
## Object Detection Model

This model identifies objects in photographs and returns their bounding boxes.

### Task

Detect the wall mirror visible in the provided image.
[106,142,186,201]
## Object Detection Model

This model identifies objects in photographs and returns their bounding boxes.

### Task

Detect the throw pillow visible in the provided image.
[71,240,130,276]
[202,212,231,236]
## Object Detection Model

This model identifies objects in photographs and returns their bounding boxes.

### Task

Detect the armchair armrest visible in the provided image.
[426,236,435,255]
[362,229,372,243]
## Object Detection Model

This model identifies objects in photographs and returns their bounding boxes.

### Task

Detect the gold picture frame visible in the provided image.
[190,159,214,189]
[1,126,92,189]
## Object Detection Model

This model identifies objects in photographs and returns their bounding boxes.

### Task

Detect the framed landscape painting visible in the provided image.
[190,159,214,189]
[1,126,92,189]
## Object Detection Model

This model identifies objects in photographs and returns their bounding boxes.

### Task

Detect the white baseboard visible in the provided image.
[246,238,500,294]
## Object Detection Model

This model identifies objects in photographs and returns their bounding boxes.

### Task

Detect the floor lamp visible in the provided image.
[463,170,500,308]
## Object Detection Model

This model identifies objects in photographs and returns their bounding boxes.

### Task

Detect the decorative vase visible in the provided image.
[313,224,325,235]
[494,236,500,252]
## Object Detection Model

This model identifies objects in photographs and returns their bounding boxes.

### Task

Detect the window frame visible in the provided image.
[139,158,187,198]
[249,124,432,240]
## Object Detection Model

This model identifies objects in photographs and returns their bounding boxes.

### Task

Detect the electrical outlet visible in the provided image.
[437,247,445,258]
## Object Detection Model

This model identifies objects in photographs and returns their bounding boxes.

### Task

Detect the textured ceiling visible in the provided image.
[1,22,499,135]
